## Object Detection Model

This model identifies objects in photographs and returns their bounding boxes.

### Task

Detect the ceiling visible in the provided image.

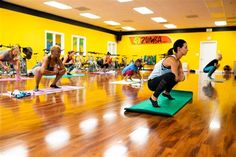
[3,0,236,31]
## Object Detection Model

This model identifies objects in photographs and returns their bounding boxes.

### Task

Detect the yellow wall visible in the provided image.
[0,8,116,69]
[1,7,236,71]
[118,31,236,70]
[0,9,3,44]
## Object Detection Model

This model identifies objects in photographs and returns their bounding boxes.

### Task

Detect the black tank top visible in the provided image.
[47,55,57,71]
[65,55,72,63]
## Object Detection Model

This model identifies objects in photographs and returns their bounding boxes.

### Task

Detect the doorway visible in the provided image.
[199,41,217,72]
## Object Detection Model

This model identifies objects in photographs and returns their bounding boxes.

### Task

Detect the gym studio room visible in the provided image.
[1,0,236,157]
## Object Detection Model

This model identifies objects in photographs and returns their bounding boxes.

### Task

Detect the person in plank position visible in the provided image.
[34,45,66,91]
[203,53,222,79]
[148,39,188,107]
[0,45,21,79]
[122,59,142,81]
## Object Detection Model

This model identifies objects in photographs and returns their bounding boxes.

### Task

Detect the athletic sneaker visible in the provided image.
[208,76,213,80]
[149,97,160,107]
[162,93,175,100]
[34,88,39,92]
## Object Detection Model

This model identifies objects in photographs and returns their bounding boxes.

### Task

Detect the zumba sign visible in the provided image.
[129,35,172,45]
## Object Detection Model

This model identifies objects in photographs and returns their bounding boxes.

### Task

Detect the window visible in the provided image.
[45,30,64,54]
[107,41,117,55]
[72,35,86,56]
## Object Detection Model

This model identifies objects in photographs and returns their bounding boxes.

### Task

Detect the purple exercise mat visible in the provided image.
[2,86,84,97]
[90,71,116,74]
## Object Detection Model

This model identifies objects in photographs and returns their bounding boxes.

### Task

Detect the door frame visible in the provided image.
[199,40,217,72]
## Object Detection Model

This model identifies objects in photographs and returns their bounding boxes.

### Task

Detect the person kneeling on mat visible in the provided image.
[62,50,75,75]
[203,53,222,79]
[0,45,21,79]
[148,39,188,107]
[122,59,142,81]
[34,45,66,91]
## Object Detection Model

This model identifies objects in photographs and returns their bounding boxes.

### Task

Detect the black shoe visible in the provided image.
[34,88,39,92]
[50,84,60,88]
[149,97,160,107]
[67,72,72,75]
[34,86,39,92]
[162,93,175,100]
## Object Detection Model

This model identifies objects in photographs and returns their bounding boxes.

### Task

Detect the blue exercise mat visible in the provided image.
[43,73,85,78]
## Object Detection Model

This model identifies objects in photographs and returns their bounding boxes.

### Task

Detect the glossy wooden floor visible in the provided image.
[1,71,236,157]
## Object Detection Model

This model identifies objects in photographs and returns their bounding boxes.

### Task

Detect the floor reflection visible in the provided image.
[79,118,98,133]
[129,127,149,145]
[122,85,140,99]
[0,141,28,157]
[33,94,65,126]
[45,127,70,150]
[103,111,117,123]
[104,143,128,157]
[202,81,217,99]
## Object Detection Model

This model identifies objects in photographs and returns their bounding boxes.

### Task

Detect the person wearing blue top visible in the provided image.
[203,54,222,79]
[122,59,142,81]
[148,39,188,107]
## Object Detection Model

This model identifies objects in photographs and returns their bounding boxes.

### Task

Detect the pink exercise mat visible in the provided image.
[0,77,33,82]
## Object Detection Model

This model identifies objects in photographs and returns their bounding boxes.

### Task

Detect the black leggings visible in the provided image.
[148,72,177,98]
[102,63,109,69]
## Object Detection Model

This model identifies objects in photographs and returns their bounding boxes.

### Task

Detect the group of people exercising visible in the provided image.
[0,39,223,108]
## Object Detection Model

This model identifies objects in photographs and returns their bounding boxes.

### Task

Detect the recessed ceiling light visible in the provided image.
[133,7,153,14]
[215,21,227,26]
[122,26,136,31]
[151,17,167,23]
[164,24,177,29]
[80,13,100,19]
[104,21,121,25]
[118,0,133,2]
[44,1,72,10]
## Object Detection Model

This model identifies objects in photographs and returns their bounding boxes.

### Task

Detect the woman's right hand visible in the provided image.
[3,65,9,71]
[54,68,59,75]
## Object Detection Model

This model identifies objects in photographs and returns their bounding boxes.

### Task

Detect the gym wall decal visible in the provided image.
[129,35,172,45]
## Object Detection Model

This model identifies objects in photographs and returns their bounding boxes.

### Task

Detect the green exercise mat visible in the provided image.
[125,90,193,116]
[43,73,85,79]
